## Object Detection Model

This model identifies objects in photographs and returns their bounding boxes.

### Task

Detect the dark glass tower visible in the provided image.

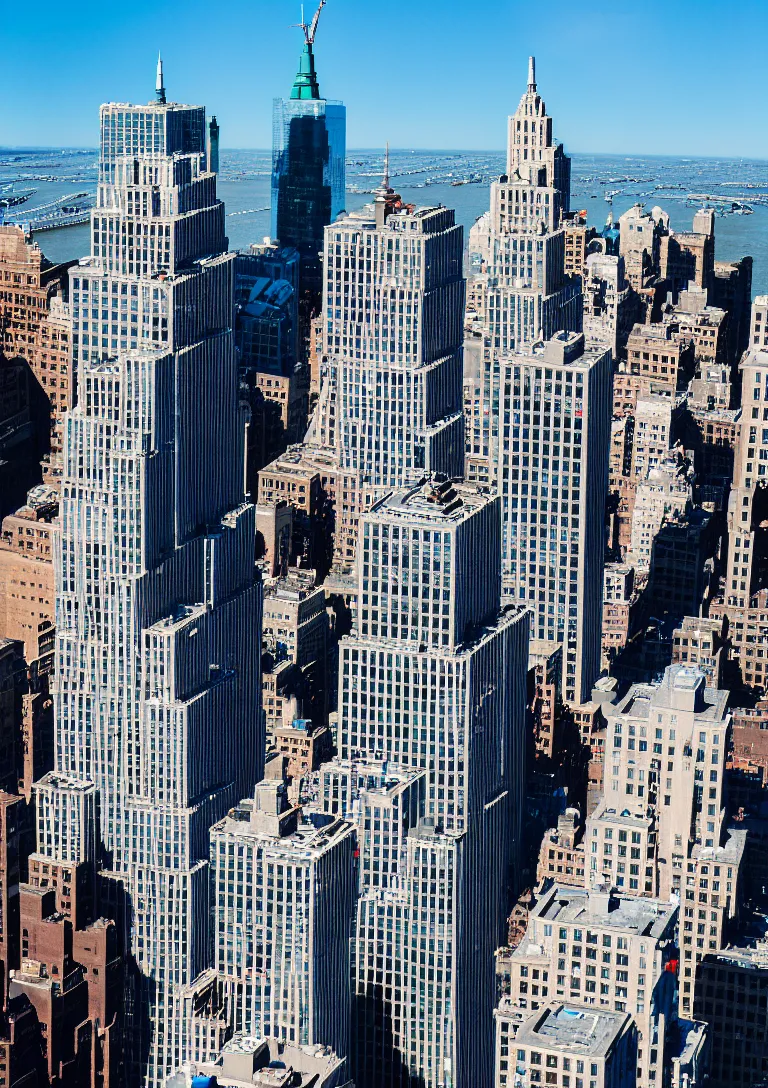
[271,6,345,305]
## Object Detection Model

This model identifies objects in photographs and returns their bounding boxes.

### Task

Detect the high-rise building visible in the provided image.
[488,56,577,354]
[465,58,581,486]
[711,309,768,694]
[494,882,683,1088]
[321,477,529,1088]
[327,194,465,490]
[31,67,263,1085]
[586,665,746,1017]
[497,331,612,705]
[271,6,346,303]
[210,768,355,1059]
[258,179,467,578]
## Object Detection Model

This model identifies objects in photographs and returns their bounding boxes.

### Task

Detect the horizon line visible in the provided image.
[3,145,768,164]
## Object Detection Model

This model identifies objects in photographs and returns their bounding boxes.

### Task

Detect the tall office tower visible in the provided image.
[466,57,581,490]
[258,181,465,579]
[712,313,768,694]
[327,194,465,490]
[32,69,263,1086]
[323,477,529,1088]
[210,770,355,1059]
[499,331,612,705]
[587,665,746,1018]
[272,3,346,304]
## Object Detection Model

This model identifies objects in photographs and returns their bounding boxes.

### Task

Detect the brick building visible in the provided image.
[0,225,73,483]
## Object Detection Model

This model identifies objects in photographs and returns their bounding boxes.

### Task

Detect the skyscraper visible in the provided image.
[259,178,467,578]
[321,477,529,1088]
[32,66,263,1086]
[466,57,582,486]
[210,768,355,1059]
[327,191,466,490]
[711,301,768,693]
[586,664,746,1020]
[271,2,346,302]
[498,331,612,705]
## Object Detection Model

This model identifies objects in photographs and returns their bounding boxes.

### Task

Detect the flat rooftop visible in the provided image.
[369,476,492,525]
[212,800,352,858]
[522,884,675,942]
[516,1002,630,1057]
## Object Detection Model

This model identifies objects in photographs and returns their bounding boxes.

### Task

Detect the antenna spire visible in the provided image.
[290,0,325,99]
[527,55,536,92]
[383,141,390,189]
[307,0,326,44]
[156,52,166,104]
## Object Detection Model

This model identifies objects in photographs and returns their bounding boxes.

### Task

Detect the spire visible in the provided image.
[290,0,325,100]
[156,52,166,105]
[374,142,396,228]
[527,55,536,93]
[290,41,320,99]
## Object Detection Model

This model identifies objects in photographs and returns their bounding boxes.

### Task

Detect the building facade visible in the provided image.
[465,58,582,487]
[31,79,263,1085]
[586,665,745,1017]
[496,883,679,1088]
[497,332,612,704]
[211,771,355,1060]
[321,478,529,1088]
[327,197,465,491]
[271,26,345,303]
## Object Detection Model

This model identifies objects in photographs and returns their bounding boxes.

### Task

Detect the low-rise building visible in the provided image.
[602,564,636,663]
[0,225,73,480]
[563,211,598,279]
[671,616,725,688]
[0,485,57,660]
[583,253,639,362]
[274,718,332,780]
[170,1034,353,1088]
[624,323,693,396]
[647,507,714,620]
[586,665,746,1017]
[629,460,691,571]
[537,808,586,889]
[496,1000,637,1088]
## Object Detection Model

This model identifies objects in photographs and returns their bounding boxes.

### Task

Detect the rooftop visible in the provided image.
[368,475,492,526]
[515,1002,631,1058]
[339,201,456,235]
[171,1034,347,1088]
[212,797,352,858]
[511,331,608,370]
[522,883,676,943]
[609,664,728,724]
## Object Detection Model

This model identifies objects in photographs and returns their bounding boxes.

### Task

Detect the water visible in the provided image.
[2,147,767,294]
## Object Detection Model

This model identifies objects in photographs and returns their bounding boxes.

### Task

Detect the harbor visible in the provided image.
[2,145,767,293]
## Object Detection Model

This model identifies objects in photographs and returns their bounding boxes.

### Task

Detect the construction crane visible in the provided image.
[293,0,326,44]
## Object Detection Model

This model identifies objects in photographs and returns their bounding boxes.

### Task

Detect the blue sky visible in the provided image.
[2,0,767,157]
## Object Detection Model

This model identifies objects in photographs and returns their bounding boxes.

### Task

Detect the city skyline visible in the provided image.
[2,0,768,157]
[3,23,768,1088]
